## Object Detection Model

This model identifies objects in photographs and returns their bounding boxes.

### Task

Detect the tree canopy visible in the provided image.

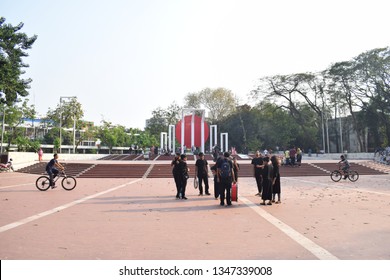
[0,17,37,105]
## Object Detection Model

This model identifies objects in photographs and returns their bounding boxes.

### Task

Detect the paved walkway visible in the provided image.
[0,165,389,260]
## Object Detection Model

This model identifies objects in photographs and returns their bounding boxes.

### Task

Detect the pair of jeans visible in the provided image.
[46,168,59,186]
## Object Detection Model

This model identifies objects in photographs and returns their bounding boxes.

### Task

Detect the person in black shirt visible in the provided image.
[217,152,235,206]
[45,153,64,188]
[251,151,264,196]
[195,152,210,195]
[178,154,189,199]
[171,153,181,199]
[210,163,220,199]
[232,156,240,183]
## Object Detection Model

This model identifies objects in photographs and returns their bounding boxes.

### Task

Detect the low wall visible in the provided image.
[5,152,105,170]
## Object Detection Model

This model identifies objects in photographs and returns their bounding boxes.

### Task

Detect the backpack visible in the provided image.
[220,159,231,179]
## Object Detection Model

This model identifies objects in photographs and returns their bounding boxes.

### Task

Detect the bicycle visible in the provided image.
[35,170,77,191]
[330,165,359,182]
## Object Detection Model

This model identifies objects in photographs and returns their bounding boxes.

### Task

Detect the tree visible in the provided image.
[0,17,37,105]
[96,121,119,154]
[146,102,181,138]
[3,99,36,150]
[46,98,84,129]
[45,97,85,150]
[184,87,237,123]
[353,47,390,146]
[251,73,325,149]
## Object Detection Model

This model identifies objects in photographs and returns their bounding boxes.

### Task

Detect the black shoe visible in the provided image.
[182,197,188,200]
[176,195,180,199]
[220,202,225,206]
[198,193,203,196]
[227,203,232,206]
[205,193,211,195]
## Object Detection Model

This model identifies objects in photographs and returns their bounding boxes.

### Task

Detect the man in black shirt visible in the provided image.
[217,152,235,206]
[195,152,210,195]
[45,153,64,188]
[171,153,181,199]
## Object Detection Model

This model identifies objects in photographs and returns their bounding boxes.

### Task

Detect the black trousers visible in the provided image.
[46,168,59,186]
[173,173,181,197]
[179,177,188,197]
[220,178,232,205]
[255,172,262,193]
[197,174,209,194]
[214,176,220,198]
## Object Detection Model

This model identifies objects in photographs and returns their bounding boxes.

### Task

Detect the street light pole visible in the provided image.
[1,106,5,154]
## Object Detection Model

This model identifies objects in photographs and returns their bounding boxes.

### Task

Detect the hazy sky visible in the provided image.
[2,0,390,129]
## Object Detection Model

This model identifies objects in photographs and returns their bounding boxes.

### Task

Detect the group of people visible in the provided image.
[374,146,390,165]
[171,150,283,207]
[251,151,282,205]
[171,151,240,206]
[283,147,303,167]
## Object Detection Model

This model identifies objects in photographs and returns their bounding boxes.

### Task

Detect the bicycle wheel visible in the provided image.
[36,176,51,191]
[348,171,359,182]
[330,170,342,182]
[61,176,77,191]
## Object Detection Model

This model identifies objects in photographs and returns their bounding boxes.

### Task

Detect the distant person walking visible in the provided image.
[38,147,43,162]
[296,148,302,166]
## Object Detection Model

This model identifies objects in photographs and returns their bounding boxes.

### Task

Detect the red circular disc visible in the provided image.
[175,115,209,148]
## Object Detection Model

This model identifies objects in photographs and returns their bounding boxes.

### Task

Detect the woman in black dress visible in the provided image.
[271,155,281,203]
[260,156,273,205]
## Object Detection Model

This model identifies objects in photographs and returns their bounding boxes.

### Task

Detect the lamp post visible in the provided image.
[59,96,77,154]
[1,106,5,154]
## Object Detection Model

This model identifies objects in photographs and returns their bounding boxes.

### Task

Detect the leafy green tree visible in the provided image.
[96,121,118,154]
[136,131,158,149]
[46,97,84,129]
[0,17,37,105]
[251,73,325,149]
[146,102,181,138]
[42,127,72,146]
[3,99,36,149]
[353,47,390,146]
[184,87,237,123]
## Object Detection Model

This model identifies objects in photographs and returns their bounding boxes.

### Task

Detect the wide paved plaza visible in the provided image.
[1,160,389,260]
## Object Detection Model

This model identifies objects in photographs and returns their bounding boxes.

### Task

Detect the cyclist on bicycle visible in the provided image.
[339,154,350,179]
[45,153,64,188]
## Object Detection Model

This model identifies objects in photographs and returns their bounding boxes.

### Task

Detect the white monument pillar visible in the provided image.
[160,132,167,154]
[210,125,217,152]
[168,124,175,154]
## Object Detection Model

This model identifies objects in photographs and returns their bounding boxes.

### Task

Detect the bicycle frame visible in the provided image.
[36,170,77,191]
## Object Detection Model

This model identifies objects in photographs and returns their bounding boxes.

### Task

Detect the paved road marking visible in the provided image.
[0,179,143,233]
[239,196,339,260]
[0,183,33,190]
[284,177,390,196]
